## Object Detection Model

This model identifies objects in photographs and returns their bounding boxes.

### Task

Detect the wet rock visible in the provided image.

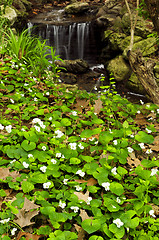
[107,55,131,82]
[59,72,77,84]
[65,2,89,14]
[55,59,89,74]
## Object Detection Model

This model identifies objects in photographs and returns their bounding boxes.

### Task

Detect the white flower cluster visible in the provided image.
[55,130,64,138]
[113,218,124,228]
[32,118,46,132]
[150,168,158,176]
[76,170,85,177]
[0,124,12,133]
[0,218,10,224]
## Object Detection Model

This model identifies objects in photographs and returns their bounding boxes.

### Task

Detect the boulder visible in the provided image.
[65,2,89,14]
[107,55,131,82]
[154,62,159,82]
[55,59,89,74]
[0,5,17,25]
[126,73,146,94]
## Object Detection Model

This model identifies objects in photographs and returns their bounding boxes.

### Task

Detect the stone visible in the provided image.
[126,73,146,94]
[0,5,17,25]
[123,37,157,58]
[65,2,89,14]
[154,62,159,82]
[107,55,131,82]
[55,59,89,74]
[103,30,127,51]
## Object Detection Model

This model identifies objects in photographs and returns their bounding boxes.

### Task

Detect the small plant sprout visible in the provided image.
[102,182,110,191]
[113,218,124,228]
[76,170,85,177]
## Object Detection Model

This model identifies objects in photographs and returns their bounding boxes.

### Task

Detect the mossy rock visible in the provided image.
[0,5,17,25]
[65,2,89,14]
[120,36,143,51]
[103,30,126,51]
[107,55,131,82]
[126,73,146,94]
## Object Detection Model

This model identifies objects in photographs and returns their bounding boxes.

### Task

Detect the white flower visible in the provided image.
[5,125,12,133]
[86,197,92,205]
[28,154,34,158]
[69,142,77,150]
[42,146,46,151]
[149,209,156,218]
[137,110,141,114]
[0,124,4,130]
[157,109,159,114]
[46,92,50,96]
[140,100,144,105]
[94,141,98,145]
[111,167,117,175]
[139,143,145,149]
[127,147,133,153]
[61,154,65,158]
[28,88,32,92]
[10,159,16,164]
[34,97,38,102]
[102,182,110,191]
[10,99,14,104]
[0,218,10,224]
[21,128,26,131]
[34,125,40,132]
[43,182,51,189]
[75,185,82,191]
[51,159,57,164]
[150,168,158,176]
[116,197,121,203]
[32,118,41,124]
[23,162,29,168]
[70,206,79,213]
[63,179,69,185]
[89,137,95,142]
[146,128,152,134]
[146,149,152,154]
[49,117,52,121]
[76,170,85,177]
[81,137,86,141]
[55,130,64,138]
[109,128,113,133]
[59,200,66,209]
[39,122,46,129]
[11,227,17,235]
[113,140,118,145]
[94,86,97,91]
[56,152,61,158]
[78,143,84,149]
[71,111,77,116]
[40,166,47,173]
[113,218,124,228]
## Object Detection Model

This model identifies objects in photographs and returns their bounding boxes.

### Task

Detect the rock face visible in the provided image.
[65,2,89,14]
[56,59,89,74]
[97,0,159,94]
[0,5,17,25]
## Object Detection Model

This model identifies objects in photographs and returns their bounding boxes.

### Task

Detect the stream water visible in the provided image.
[28,9,101,64]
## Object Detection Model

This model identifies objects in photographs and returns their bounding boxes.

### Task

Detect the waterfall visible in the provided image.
[28,21,100,64]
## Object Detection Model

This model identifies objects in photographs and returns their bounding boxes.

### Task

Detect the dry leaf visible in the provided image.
[79,209,93,221]
[74,178,97,186]
[17,231,41,240]
[127,152,142,168]
[94,98,103,114]
[14,197,40,228]
[149,136,159,152]
[74,224,86,240]
[74,190,89,202]
[0,167,20,182]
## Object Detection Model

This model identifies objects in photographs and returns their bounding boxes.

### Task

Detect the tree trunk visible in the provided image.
[128,49,159,105]
[144,0,159,34]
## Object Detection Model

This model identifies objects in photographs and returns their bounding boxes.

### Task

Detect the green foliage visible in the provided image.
[0,44,159,239]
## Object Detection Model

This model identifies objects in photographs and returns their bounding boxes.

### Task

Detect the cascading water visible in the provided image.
[28,10,101,64]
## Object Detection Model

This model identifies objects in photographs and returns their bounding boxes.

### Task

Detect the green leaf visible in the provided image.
[30,172,47,184]
[109,224,125,238]
[89,236,104,240]
[135,131,154,144]
[110,182,124,196]
[21,181,34,193]
[70,158,81,164]
[103,198,120,212]
[61,118,71,126]
[81,155,94,163]
[80,129,94,138]
[21,140,36,151]
[99,131,113,145]
[82,219,101,234]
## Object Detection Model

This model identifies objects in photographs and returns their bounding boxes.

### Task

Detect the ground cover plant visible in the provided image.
[0,29,159,240]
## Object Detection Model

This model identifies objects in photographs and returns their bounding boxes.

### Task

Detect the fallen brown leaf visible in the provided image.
[17,231,41,240]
